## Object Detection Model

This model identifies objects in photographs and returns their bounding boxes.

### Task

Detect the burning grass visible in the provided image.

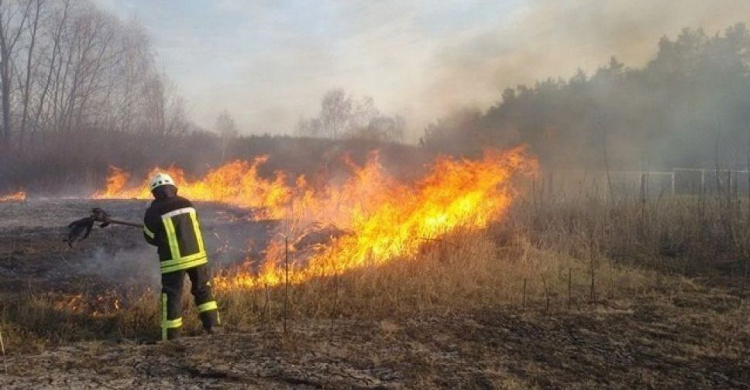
[94,157,293,218]
[0,225,683,353]
[93,146,539,292]
[0,195,741,390]
[2,146,545,352]
[217,228,675,324]
[1,148,747,370]
[0,191,26,202]
[213,146,538,291]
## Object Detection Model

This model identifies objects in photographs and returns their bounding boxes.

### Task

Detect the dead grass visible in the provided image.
[2,193,746,354]
[215,227,691,331]
[513,189,750,276]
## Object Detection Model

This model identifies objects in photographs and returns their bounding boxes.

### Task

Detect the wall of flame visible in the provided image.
[95,146,537,290]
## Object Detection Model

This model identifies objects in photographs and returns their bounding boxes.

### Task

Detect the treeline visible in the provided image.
[297,89,406,142]
[0,0,186,154]
[1,130,426,194]
[3,9,748,193]
[0,1,419,195]
[421,23,750,170]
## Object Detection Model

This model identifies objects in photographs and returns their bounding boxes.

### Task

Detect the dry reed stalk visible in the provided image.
[568,268,572,310]
[609,257,615,299]
[263,283,270,328]
[0,326,6,374]
[330,248,340,339]
[640,173,646,223]
[741,261,748,309]
[590,255,596,304]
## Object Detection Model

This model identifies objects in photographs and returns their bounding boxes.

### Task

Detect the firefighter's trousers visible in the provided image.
[161,264,219,341]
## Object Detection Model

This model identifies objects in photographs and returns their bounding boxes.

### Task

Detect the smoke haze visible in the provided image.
[430,0,750,113]
[94,0,750,139]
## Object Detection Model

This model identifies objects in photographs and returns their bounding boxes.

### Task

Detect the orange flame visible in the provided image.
[213,146,537,290]
[94,156,293,219]
[0,191,26,202]
[92,146,537,290]
[51,292,122,317]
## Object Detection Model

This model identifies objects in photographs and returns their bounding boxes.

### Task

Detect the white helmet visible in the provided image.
[149,172,176,191]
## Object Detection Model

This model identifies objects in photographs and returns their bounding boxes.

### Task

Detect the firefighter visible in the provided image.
[143,172,219,341]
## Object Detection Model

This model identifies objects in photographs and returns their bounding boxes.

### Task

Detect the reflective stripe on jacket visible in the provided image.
[144,195,208,273]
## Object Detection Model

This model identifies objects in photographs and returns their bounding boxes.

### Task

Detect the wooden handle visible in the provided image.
[109,219,143,228]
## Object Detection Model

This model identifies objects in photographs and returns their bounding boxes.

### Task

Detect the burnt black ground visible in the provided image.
[0,199,277,296]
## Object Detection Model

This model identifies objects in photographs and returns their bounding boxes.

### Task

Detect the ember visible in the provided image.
[51,292,123,317]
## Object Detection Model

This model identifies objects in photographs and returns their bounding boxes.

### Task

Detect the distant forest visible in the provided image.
[422,23,750,170]
[0,1,747,193]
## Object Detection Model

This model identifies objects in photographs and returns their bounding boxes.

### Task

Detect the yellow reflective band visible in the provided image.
[160,254,208,274]
[161,294,182,341]
[162,216,181,260]
[161,207,195,218]
[159,252,207,268]
[161,258,207,274]
[143,225,155,239]
[197,301,217,313]
[189,211,205,255]
[162,317,183,329]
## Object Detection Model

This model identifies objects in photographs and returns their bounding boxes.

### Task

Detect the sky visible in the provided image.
[93,0,750,141]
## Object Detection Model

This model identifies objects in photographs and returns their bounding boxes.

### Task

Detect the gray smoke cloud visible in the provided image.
[426,0,750,129]
[94,0,749,141]
[81,246,161,289]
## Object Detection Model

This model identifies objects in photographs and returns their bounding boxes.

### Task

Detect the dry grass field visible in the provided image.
[0,194,748,389]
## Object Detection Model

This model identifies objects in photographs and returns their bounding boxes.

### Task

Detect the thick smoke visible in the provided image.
[425,0,750,129]
[203,1,750,141]
[418,1,750,171]
[81,246,161,289]
[95,1,750,140]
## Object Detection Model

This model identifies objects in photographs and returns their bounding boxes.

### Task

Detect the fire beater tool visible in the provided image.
[65,208,141,247]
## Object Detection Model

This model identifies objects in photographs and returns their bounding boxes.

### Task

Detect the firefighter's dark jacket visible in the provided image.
[143,186,208,274]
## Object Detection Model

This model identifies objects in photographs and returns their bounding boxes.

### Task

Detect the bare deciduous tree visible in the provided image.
[0,0,188,152]
[0,0,32,147]
[298,88,404,142]
[216,109,237,160]
[216,109,237,138]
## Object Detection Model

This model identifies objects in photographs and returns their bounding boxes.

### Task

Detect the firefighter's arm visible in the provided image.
[143,207,160,246]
